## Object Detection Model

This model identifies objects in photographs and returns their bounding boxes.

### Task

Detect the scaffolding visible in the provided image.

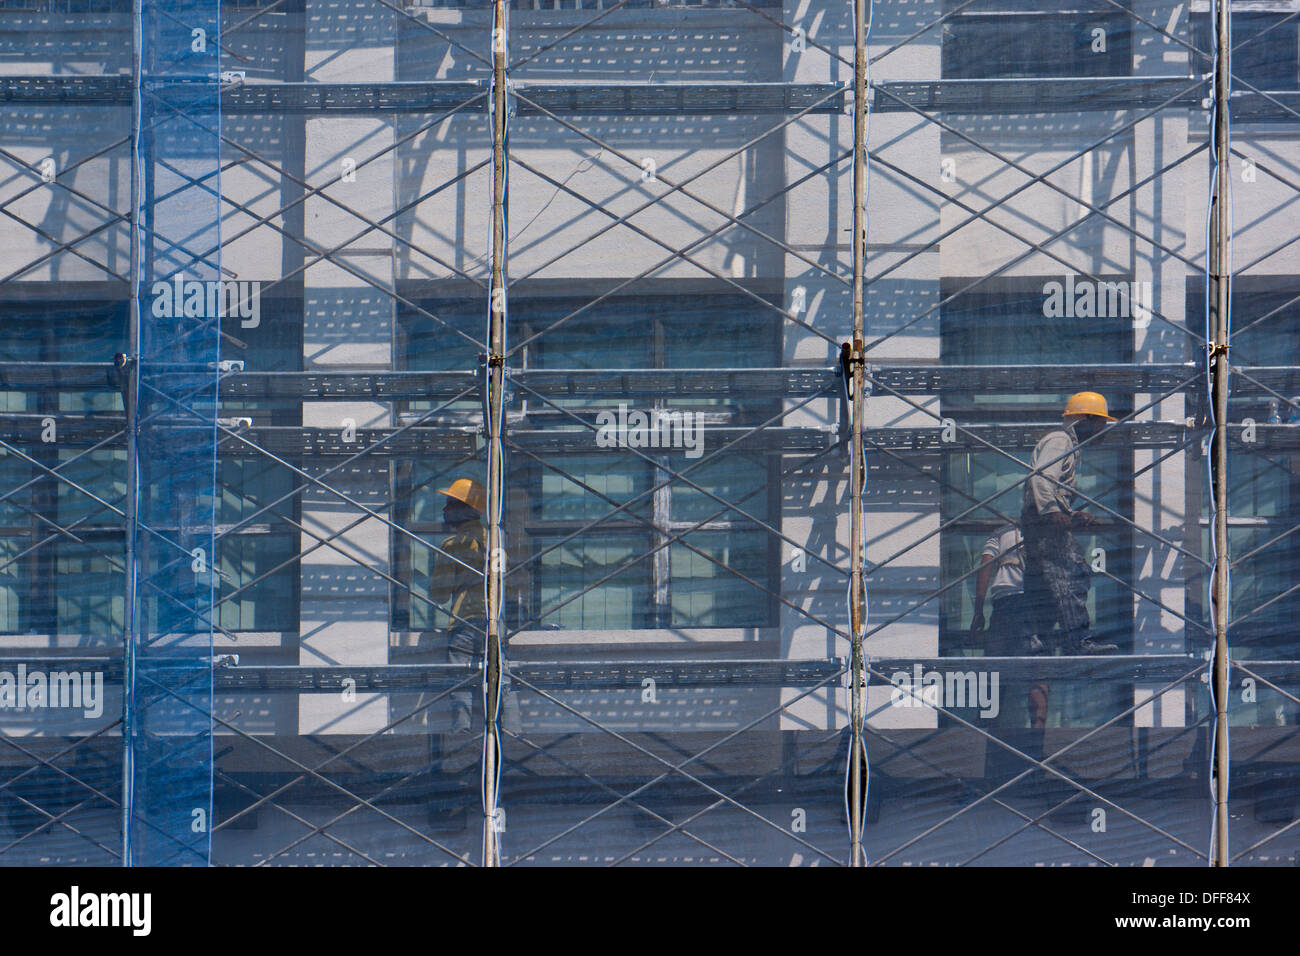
[0,0,1295,866]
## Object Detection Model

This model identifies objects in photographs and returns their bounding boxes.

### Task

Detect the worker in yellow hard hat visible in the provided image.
[431,477,488,734]
[1020,392,1118,656]
[438,476,488,518]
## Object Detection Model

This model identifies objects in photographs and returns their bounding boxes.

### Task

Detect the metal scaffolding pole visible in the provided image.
[121,0,143,867]
[483,0,510,868]
[847,0,870,869]
[1210,0,1232,869]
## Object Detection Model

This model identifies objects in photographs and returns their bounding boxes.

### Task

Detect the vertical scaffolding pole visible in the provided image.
[483,0,509,868]
[122,0,144,866]
[1210,0,1232,868]
[847,0,869,868]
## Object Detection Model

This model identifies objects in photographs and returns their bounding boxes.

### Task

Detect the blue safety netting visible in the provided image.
[126,0,222,865]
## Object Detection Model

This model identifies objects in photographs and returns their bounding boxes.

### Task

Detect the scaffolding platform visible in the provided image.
[1,76,847,114]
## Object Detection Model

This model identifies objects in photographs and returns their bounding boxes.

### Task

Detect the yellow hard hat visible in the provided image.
[1063,391,1116,422]
[437,477,487,514]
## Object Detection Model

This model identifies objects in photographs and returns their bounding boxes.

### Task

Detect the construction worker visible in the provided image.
[1021,392,1119,655]
[431,477,488,733]
[970,521,1050,784]
[969,520,1044,657]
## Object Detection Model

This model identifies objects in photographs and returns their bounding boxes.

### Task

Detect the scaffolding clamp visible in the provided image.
[1207,340,1230,359]
[477,351,508,376]
[838,341,871,451]
[839,340,865,376]
[839,340,871,396]
[107,352,135,392]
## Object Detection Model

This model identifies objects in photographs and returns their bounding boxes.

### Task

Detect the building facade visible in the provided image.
[0,0,1294,865]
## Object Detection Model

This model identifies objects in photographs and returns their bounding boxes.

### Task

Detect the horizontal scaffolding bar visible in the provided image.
[873,79,1298,119]
[18,76,1298,119]
[212,654,1217,691]
[871,77,1206,114]
[0,657,841,690]
[506,424,836,454]
[867,363,1203,396]
[871,654,1208,682]
[0,417,1214,453]
[508,81,848,116]
[0,76,846,114]
[0,655,1263,692]
[0,363,1213,399]
[221,368,834,401]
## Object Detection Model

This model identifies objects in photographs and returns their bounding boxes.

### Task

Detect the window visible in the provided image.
[940,279,1137,649]
[0,0,130,11]
[393,285,782,632]
[942,0,1132,79]
[522,450,774,630]
[1192,6,1300,91]
[1191,276,1300,663]
[0,286,126,637]
[213,290,303,634]
[0,285,302,639]
[940,277,1137,724]
[391,455,487,633]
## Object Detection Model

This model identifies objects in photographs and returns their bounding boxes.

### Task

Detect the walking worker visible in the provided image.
[431,477,488,733]
[1021,391,1118,655]
[971,520,1052,741]
[969,521,1043,656]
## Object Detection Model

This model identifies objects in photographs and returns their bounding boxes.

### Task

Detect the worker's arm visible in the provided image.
[1028,431,1074,518]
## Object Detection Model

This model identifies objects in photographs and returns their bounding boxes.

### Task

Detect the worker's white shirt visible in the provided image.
[981,525,1024,600]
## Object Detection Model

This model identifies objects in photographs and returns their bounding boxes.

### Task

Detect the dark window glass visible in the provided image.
[943,0,1132,79]
[940,278,1137,728]
[1193,11,1299,91]
[394,288,780,631]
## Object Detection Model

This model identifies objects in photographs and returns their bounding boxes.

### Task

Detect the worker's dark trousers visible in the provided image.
[986,593,1031,656]
[445,616,487,730]
[443,616,520,733]
[427,616,487,821]
[984,591,1050,786]
[1022,514,1092,647]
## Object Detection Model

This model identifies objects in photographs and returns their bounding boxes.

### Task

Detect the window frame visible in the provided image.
[391,279,784,633]
[937,275,1138,657]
